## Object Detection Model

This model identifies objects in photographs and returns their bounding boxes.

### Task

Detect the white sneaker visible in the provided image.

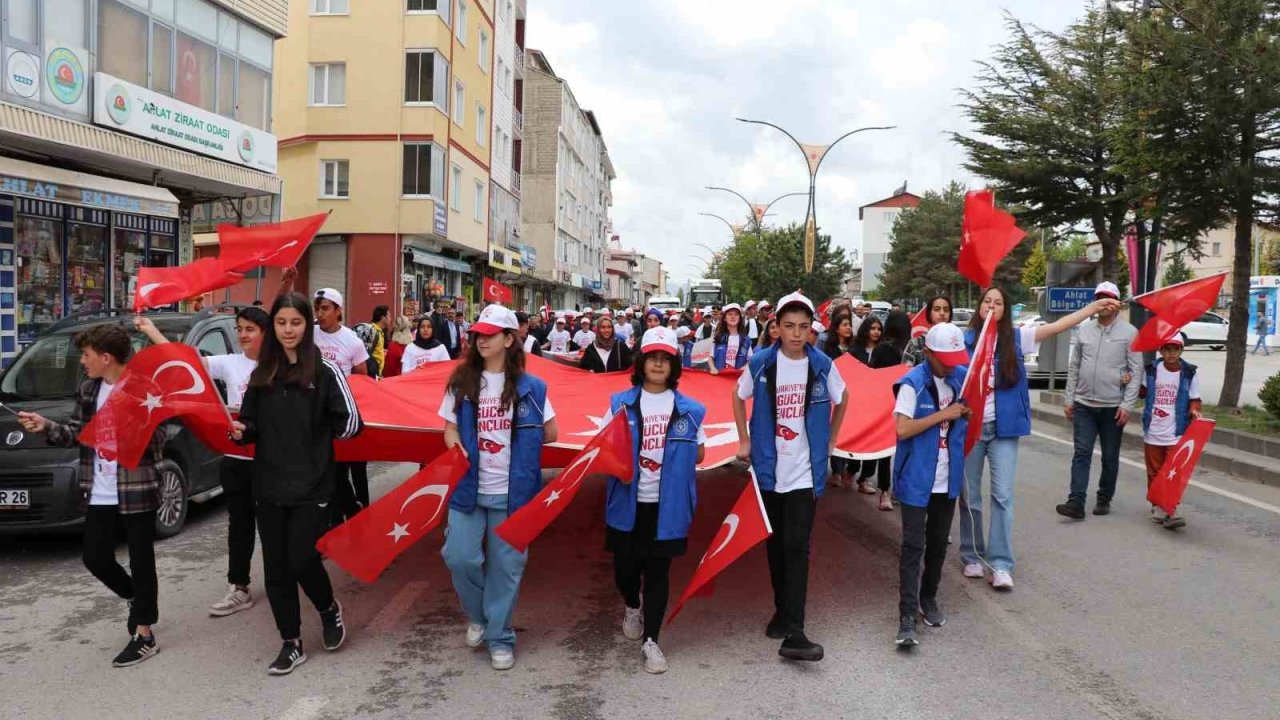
[642,638,668,674]
[465,622,485,648]
[1151,506,1168,524]
[963,563,984,579]
[622,606,643,640]
[209,585,254,617]
[490,646,515,671]
[991,569,1014,589]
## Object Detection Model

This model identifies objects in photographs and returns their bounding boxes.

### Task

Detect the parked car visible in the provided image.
[0,309,238,537]
[952,308,975,325]
[1178,311,1229,350]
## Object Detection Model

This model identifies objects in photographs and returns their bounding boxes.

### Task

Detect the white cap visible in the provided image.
[1095,281,1121,299]
[470,304,519,335]
[640,327,679,356]
[759,300,773,309]
[624,308,634,315]
[601,308,613,316]
[703,306,713,314]
[811,321,825,334]
[314,288,344,308]
[924,323,968,367]
[775,291,815,316]
[723,303,742,314]
[675,326,692,340]
[744,300,757,310]
[584,306,594,313]
[555,314,566,323]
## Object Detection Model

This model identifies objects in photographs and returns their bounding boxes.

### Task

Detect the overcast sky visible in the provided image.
[525,0,1089,287]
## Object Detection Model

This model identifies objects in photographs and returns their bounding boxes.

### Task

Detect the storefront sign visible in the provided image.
[369,281,388,295]
[190,195,277,233]
[0,175,179,217]
[434,202,448,237]
[92,72,278,173]
[5,50,39,99]
[521,244,537,270]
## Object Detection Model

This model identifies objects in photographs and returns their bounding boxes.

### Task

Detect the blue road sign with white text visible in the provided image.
[1046,287,1093,314]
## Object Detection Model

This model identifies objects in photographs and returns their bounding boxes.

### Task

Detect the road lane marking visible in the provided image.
[1030,431,1280,516]
[366,580,429,634]
[280,697,327,720]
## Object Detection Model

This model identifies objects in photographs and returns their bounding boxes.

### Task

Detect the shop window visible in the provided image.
[177,31,217,111]
[66,224,109,317]
[238,62,270,130]
[112,228,147,309]
[99,0,149,86]
[15,217,63,339]
[148,235,176,268]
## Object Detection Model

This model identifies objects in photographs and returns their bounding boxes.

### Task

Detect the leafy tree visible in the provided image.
[716,223,851,303]
[1162,251,1196,286]
[1023,242,1048,288]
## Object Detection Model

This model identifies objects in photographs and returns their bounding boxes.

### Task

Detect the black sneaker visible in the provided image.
[320,600,346,651]
[778,631,824,661]
[895,614,919,647]
[1056,499,1086,519]
[268,640,307,675]
[1092,500,1111,516]
[765,611,790,640]
[919,598,946,628]
[111,632,158,667]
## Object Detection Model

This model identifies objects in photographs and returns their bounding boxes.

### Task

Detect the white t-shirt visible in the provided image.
[615,322,634,343]
[747,317,760,340]
[438,371,556,495]
[736,353,847,493]
[314,325,370,377]
[726,335,742,366]
[547,329,571,353]
[90,380,119,506]
[982,325,1040,423]
[523,335,539,354]
[1145,364,1201,446]
[603,390,707,503]
[205,353,257,407]
[401,342,451,374]
[573,330,596,349]
[894,378,956,494]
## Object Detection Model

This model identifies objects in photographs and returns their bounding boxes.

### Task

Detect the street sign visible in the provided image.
[1046,287,1093,314]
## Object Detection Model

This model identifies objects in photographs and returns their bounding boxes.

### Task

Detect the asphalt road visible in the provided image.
[3,432,1278,720]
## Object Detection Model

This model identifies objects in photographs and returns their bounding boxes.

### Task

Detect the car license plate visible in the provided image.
[0,489,30,508]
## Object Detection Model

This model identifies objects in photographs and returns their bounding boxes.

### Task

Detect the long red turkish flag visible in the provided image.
[80,344,231,468]
[1131,273,1228,352]
[494,411,633,552]
[831,355,907,460]
[960,313,997,455]
[317,446,469,583]
[134,258,243,312]
[1147,418,1215,516]
[958,189,1026,288]
[215,212,329,273]
[667,472,772,625]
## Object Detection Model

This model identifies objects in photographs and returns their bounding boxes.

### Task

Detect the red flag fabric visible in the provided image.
[667,473,772,625]
[910,305,931,339]
[214,213,329,273]
[1146,418,1215,515]
[958,190,1026,288]
[494,411,633,552]
[80,344,231,468]
[1131,273,1228,352]
[960,313,997,455]
[482,277,514,305]
[816,299,833,327]
[317,446,469,583]
[830,356,907,460]
[134,258,243,312]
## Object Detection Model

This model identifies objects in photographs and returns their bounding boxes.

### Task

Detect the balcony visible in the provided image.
[512,170,521,195]
[513,107,523,133]
[513,50,525,76]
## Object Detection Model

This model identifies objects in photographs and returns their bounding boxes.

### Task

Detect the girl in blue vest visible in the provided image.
[891,323,971,648]
[439,304,560,672]
[676,325,695,367]
[1140,335,1202,530]
[710,302,752,374]
[602,326,707,674]
[959,287,1118,590]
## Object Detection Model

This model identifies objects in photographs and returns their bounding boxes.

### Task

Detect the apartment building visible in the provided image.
[859,182,920,294]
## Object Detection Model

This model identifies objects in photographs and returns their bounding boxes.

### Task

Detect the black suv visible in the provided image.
[0,309,239,537]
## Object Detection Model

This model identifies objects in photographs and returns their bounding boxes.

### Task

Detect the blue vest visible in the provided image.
[1142,360,1198,437]
[964,329,1032,438]
[713,333,751,370]
[680,341,694,368]
[604,387,705,541]
[892,363,969,508]
[747,344,834,496]
[452,373,548,514]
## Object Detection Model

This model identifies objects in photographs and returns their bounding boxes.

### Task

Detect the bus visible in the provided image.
[689,278,725,308]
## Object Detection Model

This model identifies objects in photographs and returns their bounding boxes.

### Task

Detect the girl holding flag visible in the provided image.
[601,326,707,674]
[960,287,1117,590]
[439,304,559,671]
[709,303,752,374]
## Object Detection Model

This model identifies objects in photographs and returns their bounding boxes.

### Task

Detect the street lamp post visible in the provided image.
[698,212,745,241]
[705,187,809,234]
[736,118,895,276]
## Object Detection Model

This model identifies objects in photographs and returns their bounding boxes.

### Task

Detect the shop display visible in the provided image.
[66,224,108,316]
[16,217,63,340]
[112,228,147,309]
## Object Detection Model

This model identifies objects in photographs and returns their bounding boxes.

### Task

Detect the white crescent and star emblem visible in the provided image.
[543,448,601,506]
[140,360,207,416]
[398,483,451,530]
[1166,440,1197,482]
[138,282,163,300]
[700,513,740,566]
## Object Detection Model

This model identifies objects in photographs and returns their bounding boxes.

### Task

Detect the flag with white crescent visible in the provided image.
[133,258,243,312]
[1146,418,1215,515]
[214,212,329,273]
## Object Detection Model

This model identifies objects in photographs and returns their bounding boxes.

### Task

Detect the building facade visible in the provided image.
[0,0,286,366]
[859,183,920,295]
[484,0,530,309]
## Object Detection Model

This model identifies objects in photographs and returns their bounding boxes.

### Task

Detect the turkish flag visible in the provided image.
[1131,273,1228,352]
[214,213,329,273]
[957,190,1026,288]
[667,472,772,625]
[133,259,243,312]
[831,355,908,460]
[816,299,833,327]
[910,305,931,339]
[494,411,633,552]
[1147,418,1215,515]
[960,313,997,454]
[80,344,231,469]
[482,277,513,305]
[317,446,469,583]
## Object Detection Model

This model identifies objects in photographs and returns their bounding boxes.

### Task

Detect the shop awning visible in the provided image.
[410,249,472,274]
[0,155,180,217]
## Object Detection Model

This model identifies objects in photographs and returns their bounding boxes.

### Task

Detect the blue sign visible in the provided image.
[521,244,537,269]
[433,203,448,237]
[590,279,602,290]
[1046,287,1094,314]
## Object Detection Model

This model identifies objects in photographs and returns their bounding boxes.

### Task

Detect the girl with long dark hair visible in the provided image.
[822,308,856,488]
[902,296,953,367]
[231,293,361,675]
[850,316,883,366]
[757,318,780,349]
[710,303,752,373]
[580,315,633,373]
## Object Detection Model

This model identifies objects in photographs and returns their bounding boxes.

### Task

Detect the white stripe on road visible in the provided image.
[366,580,429,634]
[1030,430,1280,516]
[280,697,327,720]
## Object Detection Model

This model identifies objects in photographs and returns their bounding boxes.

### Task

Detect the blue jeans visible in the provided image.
[1069,403,1123,504]
[441,493,528,651]
[959,422,1018,573]
[1253,336,1269,355]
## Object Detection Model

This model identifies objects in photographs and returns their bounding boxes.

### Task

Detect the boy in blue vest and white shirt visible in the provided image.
[1141,335,1201,530]
[733,291,848,662]
[892,323,971,648]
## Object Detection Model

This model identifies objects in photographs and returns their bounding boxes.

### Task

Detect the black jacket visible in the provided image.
[237,356,362,505]
[432,313,463,359]
[869,341,906,369]
[579,342,633,373]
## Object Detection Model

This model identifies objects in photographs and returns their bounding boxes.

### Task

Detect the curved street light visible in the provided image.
[705,187,808,233]
[698,212,744,241]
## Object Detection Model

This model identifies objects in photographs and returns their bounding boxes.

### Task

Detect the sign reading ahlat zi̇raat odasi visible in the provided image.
[92,72,277,174]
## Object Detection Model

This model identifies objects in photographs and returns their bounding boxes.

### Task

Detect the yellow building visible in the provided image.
[273,0,494,322]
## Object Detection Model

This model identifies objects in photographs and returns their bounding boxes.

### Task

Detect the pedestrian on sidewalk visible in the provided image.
[1140,335,1202,530]
[602,327,707,674]
[733,291,849,662]
[892,323,970,648]
[1056,281,1143,520]
[439,304,559,671]
[17,324,166,667]
[1253,309,1271,356]
[231,293,362,675]
[960,286,1117,591]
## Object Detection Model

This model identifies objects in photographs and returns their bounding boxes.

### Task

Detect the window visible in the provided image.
[455,0,467,42]
[1212,242,1222,257]
[321,160,350,198]
[407,0,448,19]
[100,0,149,86]
[405,50,450,108]
[474,180,485,221]
[478,29,490,72]
[476,103,487,146]
[6,0,38,44]
[403,143,445,197]
[45,0,86,47]
[450,165,463,210]
[238,62,270,130]
[310,63,346,105]
[176,32,216,111]
[453,79,465,125]
[196,331,231,357]
[312,0,349,14]
[217,53,236,117]
[151,22,174,93]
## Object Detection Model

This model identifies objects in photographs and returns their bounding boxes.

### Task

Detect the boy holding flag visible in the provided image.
[1141,335,1202,529]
